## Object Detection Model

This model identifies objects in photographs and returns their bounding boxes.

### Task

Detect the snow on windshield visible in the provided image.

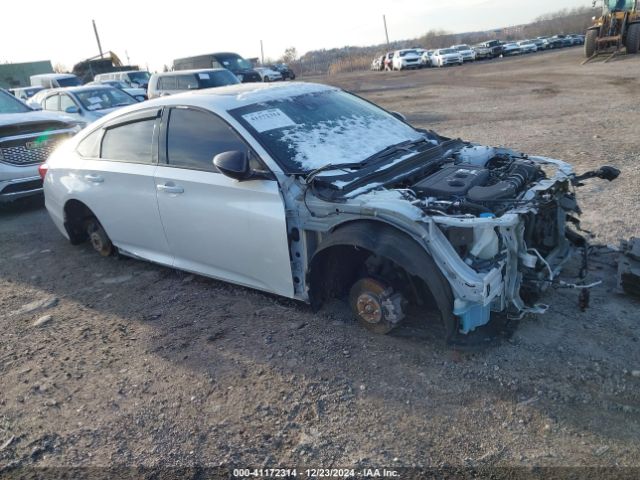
[278,114,422,171]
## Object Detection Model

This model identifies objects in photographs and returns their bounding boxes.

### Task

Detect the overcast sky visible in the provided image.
[1,0,589,72]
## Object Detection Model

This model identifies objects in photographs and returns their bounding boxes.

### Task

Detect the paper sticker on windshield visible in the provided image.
[242,109,296,133]
[87,97,102,104]
[198,73,210,79]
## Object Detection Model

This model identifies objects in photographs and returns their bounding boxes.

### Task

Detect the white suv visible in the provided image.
[391,49,422,70]
[0,89,77,203]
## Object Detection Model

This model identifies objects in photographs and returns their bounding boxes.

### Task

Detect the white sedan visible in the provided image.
[41,82,617,343]
[254,67,283,82]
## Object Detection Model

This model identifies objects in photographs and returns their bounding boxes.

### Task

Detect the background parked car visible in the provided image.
[392,49,422,70]
[31,85,138,128]
[147,69,240,99]
[0,88,77,203]
[254,67,283,82]
[383,52,394,71]
[452,44,477,62]
[472,43,493,60]
[87,80,147,101]
[420,50,435,67]
[9,86,44,102]
[432,48,463,67]
[173,52,262,83]
[517,40,538,54]
[268,64,296,80]
[94,70,152,90]
[501,43,521,56]
[30,73,81,89]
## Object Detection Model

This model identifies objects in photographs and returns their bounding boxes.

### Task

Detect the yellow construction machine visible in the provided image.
[584,0,640,62]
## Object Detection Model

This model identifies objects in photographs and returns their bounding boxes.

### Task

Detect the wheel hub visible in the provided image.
[355,293,383,324]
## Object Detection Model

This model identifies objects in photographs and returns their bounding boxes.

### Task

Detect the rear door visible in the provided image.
[154,106,294,298]
[73,108,173,265]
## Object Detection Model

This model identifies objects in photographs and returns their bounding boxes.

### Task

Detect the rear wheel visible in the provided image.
[626,23,640,54]
[86,218,113,257]
[585,29,598,57]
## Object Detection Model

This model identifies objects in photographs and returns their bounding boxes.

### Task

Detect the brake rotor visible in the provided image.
[349,278,404,335]
[87,220,113,257]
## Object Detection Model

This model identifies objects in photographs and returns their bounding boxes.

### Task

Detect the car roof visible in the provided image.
[152,68,229,77]
[43,85,116,94]
[92,82,337,122]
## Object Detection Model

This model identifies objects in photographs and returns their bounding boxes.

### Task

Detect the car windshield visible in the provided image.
[57,77,81,87]
[455,46,470,51]
[198,70,240,87]
[127,71,150,84]
[74,88,136,111]
[0,90,31,113]
[606,0,635,11]
[400,50,418,56]
[440,49,456,55]
[215,54,252,71]
[229,89,423,173]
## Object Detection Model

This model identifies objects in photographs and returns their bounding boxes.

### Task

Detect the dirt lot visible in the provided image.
[1,48,639,474]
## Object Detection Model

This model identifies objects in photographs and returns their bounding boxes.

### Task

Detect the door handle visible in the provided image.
[84,174,104,184]
[157,183,184,194]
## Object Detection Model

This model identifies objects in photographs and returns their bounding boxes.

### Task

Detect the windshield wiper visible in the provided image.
[303,138,432,185]
[303,161,367,184]
[362,138,431,164]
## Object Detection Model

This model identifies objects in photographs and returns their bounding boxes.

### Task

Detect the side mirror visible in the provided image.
[65,105,80,114]
[390,111,407,122]
[213,151,250,181]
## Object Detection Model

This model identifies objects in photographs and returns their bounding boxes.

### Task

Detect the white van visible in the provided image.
[93,70,151,89]
[30,74,81,89]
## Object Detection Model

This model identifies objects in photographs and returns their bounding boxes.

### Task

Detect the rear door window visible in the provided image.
[101,117,157,164]
[177,75,198,90]
[44,94,59,111]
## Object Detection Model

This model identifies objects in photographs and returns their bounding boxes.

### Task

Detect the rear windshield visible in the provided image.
[197,70,241,88]
[399,50,418,56]
[57,77,81,87]
[439,49,456,55]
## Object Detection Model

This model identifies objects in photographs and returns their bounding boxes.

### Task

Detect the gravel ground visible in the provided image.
[1,48,639,476]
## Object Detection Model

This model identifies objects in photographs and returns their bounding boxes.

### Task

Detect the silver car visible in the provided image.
[41,83,618,343]
[31,85,138,129]
[0,89,77,203]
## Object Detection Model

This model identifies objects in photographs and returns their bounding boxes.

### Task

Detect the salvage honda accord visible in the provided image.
[42,82,618,343]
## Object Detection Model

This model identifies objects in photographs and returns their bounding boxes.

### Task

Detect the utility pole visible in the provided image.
[260,40,264,65]
[383,15,390,47]
[92,19,104,59]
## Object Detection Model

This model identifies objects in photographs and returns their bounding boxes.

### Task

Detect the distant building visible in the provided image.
[0,60,53,89]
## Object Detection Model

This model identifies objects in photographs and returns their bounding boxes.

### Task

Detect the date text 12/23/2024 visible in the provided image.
[233,468,400,478]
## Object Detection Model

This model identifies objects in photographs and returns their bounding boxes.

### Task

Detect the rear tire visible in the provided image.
[86,218,113,257]
[585,29,598,57]
[626,23,640,54]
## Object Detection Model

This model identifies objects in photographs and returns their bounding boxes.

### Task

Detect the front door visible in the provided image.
[154,106,294,298]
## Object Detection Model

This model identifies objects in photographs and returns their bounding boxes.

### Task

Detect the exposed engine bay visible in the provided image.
[301,139,619,337]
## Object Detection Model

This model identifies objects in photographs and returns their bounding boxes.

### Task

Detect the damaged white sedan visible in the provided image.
[42,82,619,343]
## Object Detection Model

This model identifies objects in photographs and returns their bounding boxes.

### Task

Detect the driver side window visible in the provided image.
[166,107,250,173]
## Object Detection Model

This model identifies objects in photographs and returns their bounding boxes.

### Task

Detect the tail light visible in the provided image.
[38,163,49,180]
